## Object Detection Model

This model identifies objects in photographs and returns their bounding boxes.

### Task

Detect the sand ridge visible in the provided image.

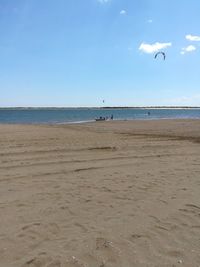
[0,120,200,267]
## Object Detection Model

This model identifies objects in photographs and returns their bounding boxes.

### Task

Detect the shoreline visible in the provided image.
[0,117,200,126]
[1,108,200,124]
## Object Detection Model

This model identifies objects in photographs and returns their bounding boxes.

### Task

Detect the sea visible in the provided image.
[0,108,200,124]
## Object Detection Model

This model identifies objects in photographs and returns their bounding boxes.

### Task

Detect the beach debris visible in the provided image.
[96,238,111,249]
[66,256,87,267]
[95,237,122,256]
[154,51,166,60]
[25,258,36,265]
[178,259,183,264]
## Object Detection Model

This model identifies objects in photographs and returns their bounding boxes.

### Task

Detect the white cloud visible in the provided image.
[147,19,153,23]
[97,0,110,3]
[139,42,172,54]
[181,45,196,54]
[186,34,200,41]
[120,10,126,15]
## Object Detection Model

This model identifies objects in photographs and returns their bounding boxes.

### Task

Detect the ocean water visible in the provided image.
[0,108,200,124]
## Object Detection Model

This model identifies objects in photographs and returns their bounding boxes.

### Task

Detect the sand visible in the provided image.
[0,119,200,267]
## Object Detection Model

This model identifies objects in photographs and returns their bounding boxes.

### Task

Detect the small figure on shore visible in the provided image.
[148,112,150,116]
[111,114,113,120]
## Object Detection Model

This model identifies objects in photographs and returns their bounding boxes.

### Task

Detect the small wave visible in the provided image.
[56,120,95,125]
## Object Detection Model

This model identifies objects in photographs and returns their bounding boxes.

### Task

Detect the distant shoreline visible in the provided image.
[1,106,200,110]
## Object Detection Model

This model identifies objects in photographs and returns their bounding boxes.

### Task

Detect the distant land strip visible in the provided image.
[0,106,200,110]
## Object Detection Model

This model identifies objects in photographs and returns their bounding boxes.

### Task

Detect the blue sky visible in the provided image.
[0,0,200,107]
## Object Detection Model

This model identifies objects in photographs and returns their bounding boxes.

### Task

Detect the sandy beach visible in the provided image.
[0,119,200,267]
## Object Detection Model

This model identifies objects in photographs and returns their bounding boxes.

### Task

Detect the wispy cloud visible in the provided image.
[147,19,153,23]
[171,94,200,106]
[186,34,200,41]
[181,45,196,54]
[97,0,111,3]
[139,42,172,54]
[120,10,126,15]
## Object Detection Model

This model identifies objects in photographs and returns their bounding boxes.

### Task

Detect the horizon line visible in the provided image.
[1,106,200,109]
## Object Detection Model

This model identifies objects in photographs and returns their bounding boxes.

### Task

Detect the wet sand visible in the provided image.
[0,120,200,267]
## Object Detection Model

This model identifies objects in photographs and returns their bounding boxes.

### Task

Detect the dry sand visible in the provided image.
[0,120,200,267]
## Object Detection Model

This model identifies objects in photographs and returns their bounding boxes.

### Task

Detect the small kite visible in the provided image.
[154,51,166,60]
